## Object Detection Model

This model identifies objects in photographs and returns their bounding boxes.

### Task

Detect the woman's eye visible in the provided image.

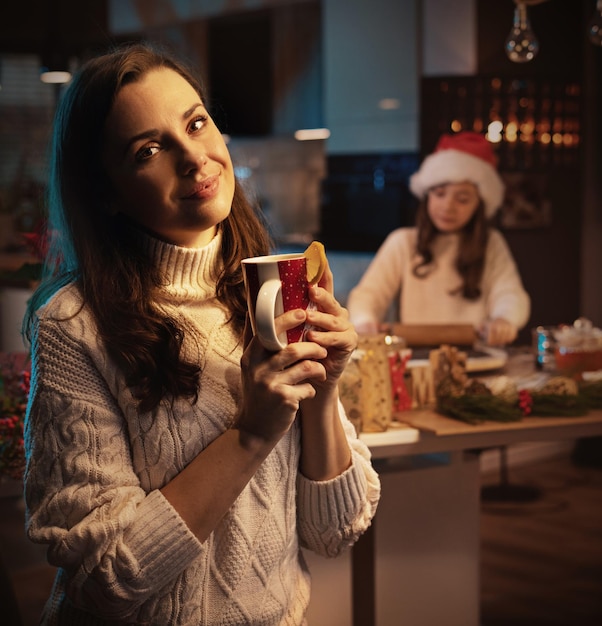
[135,145,159,161]
[189,115,208,133]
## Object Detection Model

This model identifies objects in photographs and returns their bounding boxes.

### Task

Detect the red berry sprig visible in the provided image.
[518,389,533,416]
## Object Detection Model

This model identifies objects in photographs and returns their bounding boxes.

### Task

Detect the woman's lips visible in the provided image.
[184,175,219,200]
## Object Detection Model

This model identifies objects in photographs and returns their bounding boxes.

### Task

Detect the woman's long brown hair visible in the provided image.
[412,196,489,300]
[25,42,271,412]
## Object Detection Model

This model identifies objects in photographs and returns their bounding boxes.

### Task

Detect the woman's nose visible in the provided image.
[178,142,207,175]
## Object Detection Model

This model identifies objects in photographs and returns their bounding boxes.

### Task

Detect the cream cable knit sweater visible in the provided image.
[348,227,530,332]
[24,232,380,625]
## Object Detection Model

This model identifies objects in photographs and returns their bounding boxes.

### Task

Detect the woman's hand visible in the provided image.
[481,317,518,346]
[303,264,358,394]
[297,264,355,479]
[237,314,328,444]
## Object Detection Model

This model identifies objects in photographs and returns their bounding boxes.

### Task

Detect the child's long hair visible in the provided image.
[24,42,271,411]
[412,197,489,300]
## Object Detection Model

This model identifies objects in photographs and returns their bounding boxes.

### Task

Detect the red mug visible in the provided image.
[242,253,312,351]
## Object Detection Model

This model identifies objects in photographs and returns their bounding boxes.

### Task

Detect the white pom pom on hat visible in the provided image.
[409,131,505,218]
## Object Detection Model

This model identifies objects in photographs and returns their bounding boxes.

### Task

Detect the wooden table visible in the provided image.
[305,352,602,626]
[350,409,602,626]
[364,409,602,458]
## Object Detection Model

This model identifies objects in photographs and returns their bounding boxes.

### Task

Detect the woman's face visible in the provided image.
[102,67,235,248]
[426,182,480,233]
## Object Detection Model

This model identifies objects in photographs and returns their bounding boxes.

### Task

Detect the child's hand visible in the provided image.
[481,318,517,346]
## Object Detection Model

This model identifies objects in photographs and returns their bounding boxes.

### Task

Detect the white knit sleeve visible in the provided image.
[483,230,531,329]
[347,228,410,331]
[24,314,203,621]
[295,400,380,558]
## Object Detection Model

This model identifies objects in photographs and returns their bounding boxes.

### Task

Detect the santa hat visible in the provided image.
[409,131,505,218]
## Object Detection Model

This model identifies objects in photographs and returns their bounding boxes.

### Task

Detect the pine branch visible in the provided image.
[437,394,523,425]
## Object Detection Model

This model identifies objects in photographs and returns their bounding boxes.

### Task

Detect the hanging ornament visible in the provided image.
[505,2,540,63]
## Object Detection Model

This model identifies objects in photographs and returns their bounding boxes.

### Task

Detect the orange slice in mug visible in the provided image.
[303,241,327,285]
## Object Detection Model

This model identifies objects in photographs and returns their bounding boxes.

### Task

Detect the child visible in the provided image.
[348,131,530,346]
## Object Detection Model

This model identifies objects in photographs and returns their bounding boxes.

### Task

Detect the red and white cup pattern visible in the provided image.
[242,253,311,351]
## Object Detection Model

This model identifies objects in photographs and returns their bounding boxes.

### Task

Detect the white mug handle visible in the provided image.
[255,278,288,351]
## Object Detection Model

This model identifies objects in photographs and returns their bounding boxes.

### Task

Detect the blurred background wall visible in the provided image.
[0,0,600,344]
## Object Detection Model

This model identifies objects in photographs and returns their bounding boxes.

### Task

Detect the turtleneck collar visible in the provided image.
[142,229,223,302]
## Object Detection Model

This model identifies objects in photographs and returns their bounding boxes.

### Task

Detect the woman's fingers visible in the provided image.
[242,338,328,407]
[304,286,356,351]
[272,308,307,341]
[316,260,334,294]
[238,337,328,441]
[242,280,356,414]
[266,283,342,343]
[308,283,342,317]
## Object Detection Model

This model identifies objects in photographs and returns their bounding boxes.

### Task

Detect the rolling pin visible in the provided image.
[390,323,476,347]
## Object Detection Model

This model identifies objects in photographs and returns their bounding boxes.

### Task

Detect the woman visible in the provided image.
[23,42,380,625]
[347,131,530,346]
